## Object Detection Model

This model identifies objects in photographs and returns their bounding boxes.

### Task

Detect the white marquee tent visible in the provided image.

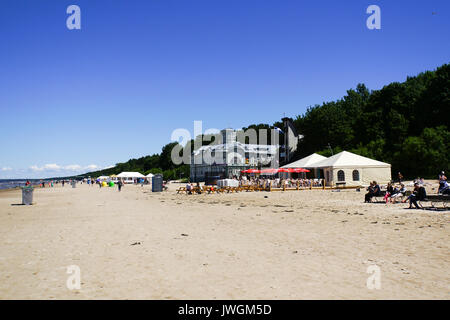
[282,153,328,168]
[117,172,145,184]
[308,151,391,187]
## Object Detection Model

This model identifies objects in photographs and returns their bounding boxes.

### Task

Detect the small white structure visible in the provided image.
[146,173,154,183]
[282,153,328,178]
[117,172,145,184]
[97,176,110,181]
[309,151,391,187]
[282,153,327,168]
[217,179,239,187]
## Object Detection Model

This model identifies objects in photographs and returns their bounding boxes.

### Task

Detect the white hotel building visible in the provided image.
[190,129,280,182]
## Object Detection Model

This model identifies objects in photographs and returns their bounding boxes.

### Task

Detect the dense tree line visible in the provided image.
[82,64,448,180]
[291,63,449,178]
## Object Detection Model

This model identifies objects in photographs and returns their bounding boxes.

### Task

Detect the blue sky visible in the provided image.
[1,0,449,178]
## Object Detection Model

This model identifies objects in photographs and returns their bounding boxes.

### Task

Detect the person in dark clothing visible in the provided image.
[439,171,447,192]
[384,182,395,203]
[364,182,374,202]
[118,179,124,192]
[365,181,382,203]
[403,183,426,209]
[438,180,449,194]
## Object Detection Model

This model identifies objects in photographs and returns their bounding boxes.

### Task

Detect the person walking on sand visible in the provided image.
[118,179,124,192]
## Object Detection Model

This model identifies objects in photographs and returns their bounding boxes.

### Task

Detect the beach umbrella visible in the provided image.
[261,168,278,174]
[241,169,261,174]
[290,168,310,173]
[277,168,291,173]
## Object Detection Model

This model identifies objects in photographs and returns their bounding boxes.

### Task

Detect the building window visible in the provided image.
[337,170,345,182]
[352,170,360,181]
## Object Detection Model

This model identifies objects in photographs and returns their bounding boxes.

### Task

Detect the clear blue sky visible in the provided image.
[1,0,449,178]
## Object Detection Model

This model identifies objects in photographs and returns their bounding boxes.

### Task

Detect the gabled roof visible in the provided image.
[117,172,145,178]
[282,153,327,168]
[310,151,391,168]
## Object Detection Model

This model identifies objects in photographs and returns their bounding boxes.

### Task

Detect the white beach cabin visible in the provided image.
[309,151,391,187]
[117,172,145,184]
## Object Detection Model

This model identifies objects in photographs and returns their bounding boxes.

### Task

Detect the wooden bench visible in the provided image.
[202,185,219,194]
[419,194,450,209]
[176,186,202,194]
[176,187,187,194]
[335,182,346,189]
[372,191,387,203]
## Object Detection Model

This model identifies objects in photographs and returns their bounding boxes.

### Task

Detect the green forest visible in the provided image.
[81,63,449,180]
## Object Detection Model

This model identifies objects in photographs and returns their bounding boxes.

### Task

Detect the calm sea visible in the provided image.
[0,179,43,190]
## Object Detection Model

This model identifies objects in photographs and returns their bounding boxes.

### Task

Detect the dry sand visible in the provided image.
[0,182,448,299]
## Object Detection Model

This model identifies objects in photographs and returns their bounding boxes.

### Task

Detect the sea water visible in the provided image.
[0,179,42,190]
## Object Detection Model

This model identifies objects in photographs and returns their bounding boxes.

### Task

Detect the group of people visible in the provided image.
[385,182,407,203]
[365,180,426,209]
[238,176,323,189]
[365,170,448,209]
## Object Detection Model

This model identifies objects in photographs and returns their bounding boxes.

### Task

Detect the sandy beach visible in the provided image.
[0,183,448,300]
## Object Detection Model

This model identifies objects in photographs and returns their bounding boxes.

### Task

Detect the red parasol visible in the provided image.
[261,168,279,174]
[290,168,310,173]
[241,169,261,174]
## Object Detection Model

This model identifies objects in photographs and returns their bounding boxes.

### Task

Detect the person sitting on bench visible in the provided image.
[186,182,193,195]
[438,180,450,195]
[365,181,381,203]
[403,183,426,209]
[384,182,394,203]
[390,184,406,203]
[364,182,374,203]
